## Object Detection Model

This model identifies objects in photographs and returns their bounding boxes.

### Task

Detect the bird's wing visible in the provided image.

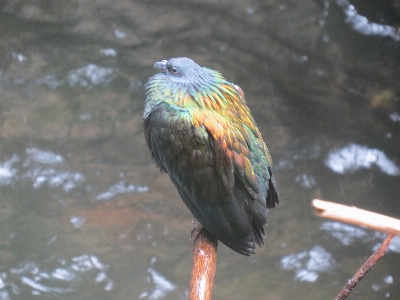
[229,83,279,210]
[193,107,278,223]
[144,101,276,255]
[145,102,257,254]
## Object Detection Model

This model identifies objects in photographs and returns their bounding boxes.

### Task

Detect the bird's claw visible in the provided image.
[190,218,203,251]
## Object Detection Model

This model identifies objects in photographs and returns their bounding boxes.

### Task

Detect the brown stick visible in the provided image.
[311,199,398,300]
[189,229,218,300]
[312,199,400,235]
[335,234,395,300]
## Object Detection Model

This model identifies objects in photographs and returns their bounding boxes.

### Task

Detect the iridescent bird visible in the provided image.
[143,57,279,256]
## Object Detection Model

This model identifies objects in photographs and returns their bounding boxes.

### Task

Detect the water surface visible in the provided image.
[1,0,400,299]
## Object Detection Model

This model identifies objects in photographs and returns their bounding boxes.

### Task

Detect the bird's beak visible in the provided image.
[154,60,168,70]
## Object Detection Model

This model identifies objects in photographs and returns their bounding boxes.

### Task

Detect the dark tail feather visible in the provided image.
[252,219,265,247]
[267,168,279,209]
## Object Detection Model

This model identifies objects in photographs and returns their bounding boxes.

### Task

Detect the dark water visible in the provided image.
[1,0,400,299]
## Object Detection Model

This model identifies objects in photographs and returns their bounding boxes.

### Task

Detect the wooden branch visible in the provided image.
[312,199,399,300]
[335,234,395,300]
[189,229,218,300]
[312,199,400,235]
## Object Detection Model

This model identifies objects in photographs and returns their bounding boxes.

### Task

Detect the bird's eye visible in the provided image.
[168,66,178,75]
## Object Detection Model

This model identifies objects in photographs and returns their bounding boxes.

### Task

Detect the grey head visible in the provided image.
[153,57,212,86]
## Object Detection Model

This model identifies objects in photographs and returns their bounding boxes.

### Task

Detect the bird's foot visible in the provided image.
[190,218,203,251]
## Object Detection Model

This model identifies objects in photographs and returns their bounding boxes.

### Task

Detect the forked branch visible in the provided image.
[312,199,399,300]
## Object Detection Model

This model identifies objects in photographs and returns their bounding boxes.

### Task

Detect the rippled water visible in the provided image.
[1,0,400,299]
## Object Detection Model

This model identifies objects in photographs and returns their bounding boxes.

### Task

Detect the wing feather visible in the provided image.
[144,87,278,255]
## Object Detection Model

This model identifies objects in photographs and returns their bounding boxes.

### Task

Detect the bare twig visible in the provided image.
[335,234,395,300]
[312,199,399,300]
[312,199,400,235]
[189,229,218,300]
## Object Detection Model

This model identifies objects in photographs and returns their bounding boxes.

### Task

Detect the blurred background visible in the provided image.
[1,0,400,299]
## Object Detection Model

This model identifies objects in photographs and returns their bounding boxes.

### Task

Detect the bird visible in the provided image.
[143,57,279,256]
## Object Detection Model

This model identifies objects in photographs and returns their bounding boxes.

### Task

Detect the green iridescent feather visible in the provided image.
[144,57,278,255]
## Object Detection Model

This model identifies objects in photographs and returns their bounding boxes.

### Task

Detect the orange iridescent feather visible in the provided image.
[144,57,279,255]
